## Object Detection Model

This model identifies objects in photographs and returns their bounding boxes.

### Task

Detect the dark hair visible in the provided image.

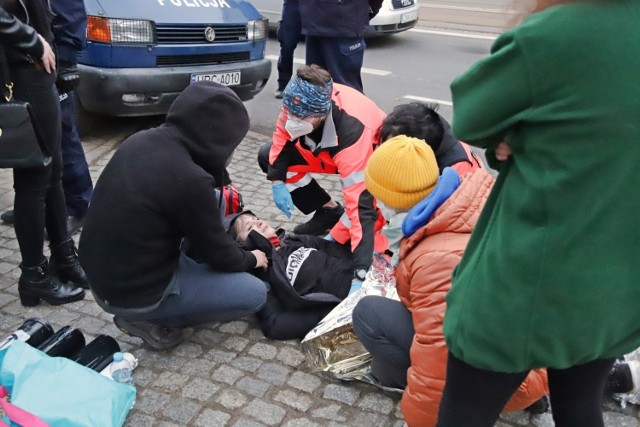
[297,64,332,86]
[377,103,445,152]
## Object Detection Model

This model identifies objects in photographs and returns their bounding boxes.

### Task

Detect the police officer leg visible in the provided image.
[322,36,365,93]
[276,0,302,94]
[60,92,93,232]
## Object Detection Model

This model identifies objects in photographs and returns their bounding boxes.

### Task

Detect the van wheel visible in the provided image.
[73,95,101,137]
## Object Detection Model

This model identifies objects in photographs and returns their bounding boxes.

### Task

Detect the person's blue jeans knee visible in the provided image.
[352,295,414,389]
[60,92,93,218]
[277,0,302,91]
[131,252,268,327]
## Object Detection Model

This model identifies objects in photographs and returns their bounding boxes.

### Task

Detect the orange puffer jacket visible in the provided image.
[395,169,548,427]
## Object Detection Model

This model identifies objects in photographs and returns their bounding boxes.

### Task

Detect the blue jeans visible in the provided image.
[277,0,302,91]
[352,295,414,389]
[124,252,268,327]
[305,35,366,93]
[60,92,93,218]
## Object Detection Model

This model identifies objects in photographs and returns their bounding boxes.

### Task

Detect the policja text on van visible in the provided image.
[157,0,230,7]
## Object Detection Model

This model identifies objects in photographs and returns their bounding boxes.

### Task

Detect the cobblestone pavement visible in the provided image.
[0,122,638,426]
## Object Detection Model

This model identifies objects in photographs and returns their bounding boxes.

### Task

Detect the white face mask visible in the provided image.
[285,117,314,140]
[377,200,397,222]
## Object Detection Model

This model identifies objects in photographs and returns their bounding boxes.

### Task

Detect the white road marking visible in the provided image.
[265,55,392,76]
[409,28,498,41]
[403,95,453,107]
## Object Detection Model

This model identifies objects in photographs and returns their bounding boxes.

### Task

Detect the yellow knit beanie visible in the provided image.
[365,135,439,210]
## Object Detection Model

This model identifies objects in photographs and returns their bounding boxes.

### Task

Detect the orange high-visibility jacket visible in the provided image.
[268,83,388,269]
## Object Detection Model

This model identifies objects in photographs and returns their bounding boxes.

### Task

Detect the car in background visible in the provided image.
[251,0,419,37]
[76,0,271,133]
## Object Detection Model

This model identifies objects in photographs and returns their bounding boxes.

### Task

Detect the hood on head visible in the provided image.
[165,82,249,178]
[223,210,255,235]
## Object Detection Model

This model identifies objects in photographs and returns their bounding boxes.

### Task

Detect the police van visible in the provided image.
[76,0,271,127]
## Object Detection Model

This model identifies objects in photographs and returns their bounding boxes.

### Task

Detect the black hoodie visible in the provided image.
[79,82,256,310]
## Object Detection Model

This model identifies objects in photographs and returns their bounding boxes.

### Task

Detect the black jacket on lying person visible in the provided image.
[228,213,353,340]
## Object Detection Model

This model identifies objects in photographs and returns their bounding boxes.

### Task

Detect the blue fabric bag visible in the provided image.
[0,341,135,427]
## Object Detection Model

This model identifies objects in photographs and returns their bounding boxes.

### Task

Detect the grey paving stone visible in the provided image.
[161,397,201,424]
[323,383,361,405]
[178,358,216,377]
[124,412,155,427]
[194,409,231,427]
[356,392,397,414]
[232,355,264,372]
[353,412,390,425]
[223,335,251,352]
[216,389,249,409]
[248,342,278,360]
[236,377,272,398]
[152,371,190,392]
[277,346,306,367]
[191,329,226,345]
[531,413,555,427]
[242,399,287,425]
[257,363,291,385]
[604,411,639,427]
[231,418,266,427]
[500,411,532,426]
[219,320,250,334]
[310,404,348,422]
[274,389,314,412]
[135,389,171,416]
[173,342,204,358]
[288,371,322,393]
[205,348,237,363]
[181,377,220,402]
[282,418,322,427]
[212,365,245,385]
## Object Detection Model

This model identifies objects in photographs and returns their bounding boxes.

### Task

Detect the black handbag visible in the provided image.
[0,47,51,168]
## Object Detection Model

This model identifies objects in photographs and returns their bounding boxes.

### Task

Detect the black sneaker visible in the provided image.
[525,395,549,414]
[293,202,344,236]
[605,361,640,395]
[113,316,184,351]
[275,89,284,99]
[1,210,14,224]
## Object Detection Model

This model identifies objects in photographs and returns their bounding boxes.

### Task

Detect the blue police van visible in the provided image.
[76,0,271,125]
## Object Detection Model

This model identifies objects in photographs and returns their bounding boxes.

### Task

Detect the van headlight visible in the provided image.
[247,19,268,41]
[87,16,155,45]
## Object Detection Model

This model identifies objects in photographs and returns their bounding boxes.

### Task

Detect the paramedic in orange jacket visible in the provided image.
[352,136,548,427]
[258,64,388,278]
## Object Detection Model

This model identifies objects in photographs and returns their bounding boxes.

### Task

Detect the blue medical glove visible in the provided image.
[323,233,335,242]
[349,279,363,296]
[272,182,294,218]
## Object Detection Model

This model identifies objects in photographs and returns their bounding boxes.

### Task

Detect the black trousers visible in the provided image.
[11,66,69,266]
[436,351,616,427]
[276,0,302,91]
[258,142,331,214]
[352,295,414,389]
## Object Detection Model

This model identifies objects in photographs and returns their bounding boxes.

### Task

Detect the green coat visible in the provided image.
[443,0,640,372]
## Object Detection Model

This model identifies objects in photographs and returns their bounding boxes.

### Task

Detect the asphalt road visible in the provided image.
[244,27,496,136]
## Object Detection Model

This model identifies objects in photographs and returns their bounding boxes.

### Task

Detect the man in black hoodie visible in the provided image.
[79,82,269,351]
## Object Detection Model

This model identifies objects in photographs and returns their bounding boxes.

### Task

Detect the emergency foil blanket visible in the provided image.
[300,254,401,392]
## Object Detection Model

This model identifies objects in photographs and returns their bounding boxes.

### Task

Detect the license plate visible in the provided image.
[400,11,418,23]
[190,71,241,86]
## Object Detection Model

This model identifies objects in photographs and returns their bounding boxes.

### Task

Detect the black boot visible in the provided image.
[49,238,89,289]
[18,259,85,307]
[293,202,345,236]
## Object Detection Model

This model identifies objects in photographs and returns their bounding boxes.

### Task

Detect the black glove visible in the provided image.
[56,62,80,94]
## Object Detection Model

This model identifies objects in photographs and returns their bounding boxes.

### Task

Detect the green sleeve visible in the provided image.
[450,33,533,151]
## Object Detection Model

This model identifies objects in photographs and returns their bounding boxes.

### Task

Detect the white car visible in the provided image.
[251,0,419,37]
